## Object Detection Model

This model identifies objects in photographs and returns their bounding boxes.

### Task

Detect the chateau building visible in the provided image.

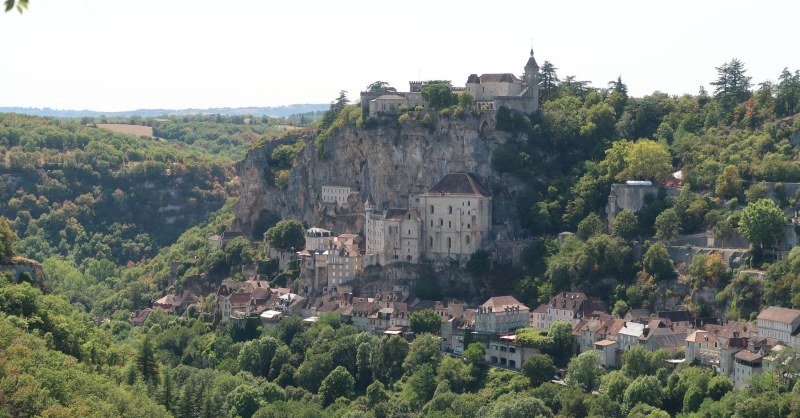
[361,50,540,116]
[364,172,491,265]
[419,173,492,263]
[364,199,422,266]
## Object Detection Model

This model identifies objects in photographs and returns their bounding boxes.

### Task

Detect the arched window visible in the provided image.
[465,236,471,245]
[448,221,452,228]
[429,237,433,247]
[447,237,452,248]
[448,206,453,214]
[440,219,443,226]
[430,205,434,214]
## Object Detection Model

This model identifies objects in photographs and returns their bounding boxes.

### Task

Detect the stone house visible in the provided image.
[154,290,197,315]
[485,334,541,371]
[534,292,606,331]
[756,306,800,345]
[321,184,355,206]
[475,296,529,335]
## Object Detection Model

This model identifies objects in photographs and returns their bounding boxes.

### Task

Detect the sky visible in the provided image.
[2,0,799,111]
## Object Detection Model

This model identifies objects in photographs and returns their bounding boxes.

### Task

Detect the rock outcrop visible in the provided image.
[235,116,526,239]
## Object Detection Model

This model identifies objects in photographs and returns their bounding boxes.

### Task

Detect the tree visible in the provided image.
[408,309,442,335]
[371,335,409,383]
[356,341,372,389]
[481,394,553,418]
[319,366,355,406]
[265,219,305,250]
[601,370,631,403]
[711,58,752,114]
[0,216,17,264]
[611,209,638,241]
[621,346,655,378]
[642,242,675,281]
[740,198,785,250]
[458,92,476,109]
[522,354,556,387]
[136,335,159,384]
[225,385,263,418]
[716,165,742,199]
[775,67,800,117]
[463,342,485,365]
[159,370,175,414]
[436,356,474,393]
[577,213,606,240]
[654,208,680,241]
[539,61,560,102]
[320,90,349,130]
[566,351,605,392]
[618,140,672,182]
[612,300,630,318]
[403,333,441,373]
[466,249,492,278]
[421,82,457,110]
[623,375,663,410]
[367,81,397,94]
[237,336,278,377]
[403,364,436,408]
[707,375,733,401]
[547,321,574,366]
[366,380,389,407]
[4,0,28,13]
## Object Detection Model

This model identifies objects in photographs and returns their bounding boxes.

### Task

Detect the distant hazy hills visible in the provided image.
[0,104,330,118]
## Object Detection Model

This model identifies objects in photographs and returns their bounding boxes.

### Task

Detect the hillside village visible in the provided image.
[122,51,800,394]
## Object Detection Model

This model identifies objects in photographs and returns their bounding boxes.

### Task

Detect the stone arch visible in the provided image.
[480,120,490,136]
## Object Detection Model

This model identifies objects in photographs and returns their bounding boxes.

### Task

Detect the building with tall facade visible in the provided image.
[419,173,492,263]
[364,172,491,265]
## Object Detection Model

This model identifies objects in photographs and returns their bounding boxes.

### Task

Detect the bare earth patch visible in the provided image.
[96,123,154,137]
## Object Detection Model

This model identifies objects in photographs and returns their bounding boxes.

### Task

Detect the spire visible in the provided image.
[525,48,539,70]
[364,194,375,209]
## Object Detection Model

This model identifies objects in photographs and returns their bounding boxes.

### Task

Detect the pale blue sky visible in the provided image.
[2,0,799,111]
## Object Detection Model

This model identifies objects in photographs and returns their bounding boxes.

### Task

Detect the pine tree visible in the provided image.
[711,58,752,114]
[159,370,174,414]
[776,67,800,117]
[136,335,159,384]
[539,61,560,102]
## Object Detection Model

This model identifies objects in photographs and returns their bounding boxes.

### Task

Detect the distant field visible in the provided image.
[96,123,154,137]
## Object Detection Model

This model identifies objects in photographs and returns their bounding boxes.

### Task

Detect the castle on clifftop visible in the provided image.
[360,50,540,116]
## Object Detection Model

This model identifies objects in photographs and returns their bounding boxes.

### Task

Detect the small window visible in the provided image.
[467,223,471,229]
[448,221,452,228]
[465,236,471,245]
[430,205,434,214]
[440,219,443,226]
[430,237,433,247]
[467,201,471,206]
[448,206,453,214]
[447,237,452,248]
[509,347,516,353]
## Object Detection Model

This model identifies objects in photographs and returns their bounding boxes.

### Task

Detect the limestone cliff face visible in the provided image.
[235,116,526,238]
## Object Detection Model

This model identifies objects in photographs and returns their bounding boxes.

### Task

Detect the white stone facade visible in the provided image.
[321,185,354,206]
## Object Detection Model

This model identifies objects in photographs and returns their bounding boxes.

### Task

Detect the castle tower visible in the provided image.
[524,48,540,112]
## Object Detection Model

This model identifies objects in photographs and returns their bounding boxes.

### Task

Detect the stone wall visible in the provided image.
[605,183,679,225]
